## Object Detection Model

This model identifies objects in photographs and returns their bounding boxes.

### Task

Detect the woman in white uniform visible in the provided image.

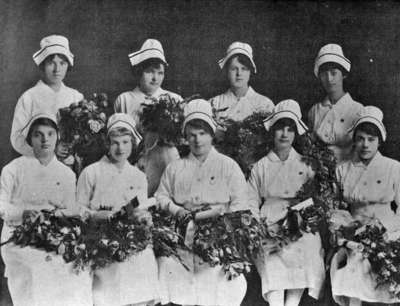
[210,41,274,122]
[114,39,182,196]
[308,43,363,162]
[10,35,83,157]
[331,106,400,306]
[0,113,92,306]
[248,100,325,306]
[77,113,159,306]
[155,99,248,306]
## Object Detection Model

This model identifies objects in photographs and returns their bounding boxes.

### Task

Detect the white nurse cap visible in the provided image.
[182,99,217,133]
[314,43,351,78]
[107,113,142,143]
[218,41,257,73]
[33,35,74,66]
[263,99,308,135]
[349,106,387,141]
[128,39,168,67]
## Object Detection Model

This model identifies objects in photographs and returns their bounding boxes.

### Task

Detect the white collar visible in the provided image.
[133,86,165,100]
[188,146,218,165]
[351,151,382,169]
[37,79,66,93]
[321,92,352,108]
[267,148,300,163]
[226,86,255,100]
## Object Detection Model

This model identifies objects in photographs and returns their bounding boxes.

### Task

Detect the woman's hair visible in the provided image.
[131,58,166,79]
[318,62,348,77]
[353,122,383,144]
[225,54,255,75]
[107,127,138,146]
[26,118,58,146]
[184,119,215,138]
[271,118,298,136]
[39,53,71,72]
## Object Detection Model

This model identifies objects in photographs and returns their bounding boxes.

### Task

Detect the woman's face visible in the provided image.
[354,130,379,163]
[273,125,296,152]
[139,64,165,95]
[108,134,133,164]
[227,57,250,90]
[42,55,69,86]
[186,125,213,159]
[31,125,58,158]
[318,67,344,95]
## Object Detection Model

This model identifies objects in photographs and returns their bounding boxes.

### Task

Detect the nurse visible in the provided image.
[77,113,159,306]
[114,38,182,196]
[10,35,83,157]
[248,100,325,306]
[210,41,274,122]
[155,99,248,306]
[0,113,92,306]
[308,43,363,162]
[331,106,400,306]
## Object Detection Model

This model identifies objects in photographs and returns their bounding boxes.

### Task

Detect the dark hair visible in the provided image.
[132,58,166,79]
[271,118,299,136]
[184,119,215,138]
[225,54,255,75]
[26,118,58,146]
[107,127,138,146]
[318,62,348,77]
[353,122,383,144]
[39,53,71,72]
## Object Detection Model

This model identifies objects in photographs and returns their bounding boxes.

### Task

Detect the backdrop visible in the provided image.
[1,1,400,305]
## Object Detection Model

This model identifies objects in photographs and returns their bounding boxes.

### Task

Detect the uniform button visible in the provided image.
[195,196,200,201]
[284,191,289,195]
[340,118,345,122]
[377,180,381,184]
[197,178,201,182]
[363,182,367,186]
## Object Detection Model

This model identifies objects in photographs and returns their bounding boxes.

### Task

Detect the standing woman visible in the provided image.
[155,99,248,306]
[114,39,182,196]
[331,106,400,306]
[210,41,274,122]
[308,43,363,162]
[77,113,159,306]
[0,113,92,306]
[248,100,325,306]
[11,35,83,157]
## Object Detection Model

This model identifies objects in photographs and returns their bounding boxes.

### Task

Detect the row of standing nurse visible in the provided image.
[3,34,399,306]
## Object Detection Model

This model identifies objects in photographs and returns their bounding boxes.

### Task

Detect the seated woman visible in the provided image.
[331,106,400,306]
[114,39,182,196]
[76,113,158,306]
[248,100,325,306]
[308,43,363,162]
[155,99,248,306]
[210,41,274,122]
[11,35,83,158]
[0,113,92,306]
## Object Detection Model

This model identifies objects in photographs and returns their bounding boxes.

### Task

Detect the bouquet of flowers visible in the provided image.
[192,210,266,279]
[214,112,272,178]
[140,93,189,155]
[58,93,112,174]
[149,206,189,268]
[1,199,152,271]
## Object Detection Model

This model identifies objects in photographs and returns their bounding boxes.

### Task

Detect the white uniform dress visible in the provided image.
[10,80,83,156]
[210,87,274,122]
[155,147,248,306]
[0,156,92,306]
[247,149,325,301]
[76,156,159,306]
[308,93,363,162]
[331,151,400,305]
[115,86,182,196]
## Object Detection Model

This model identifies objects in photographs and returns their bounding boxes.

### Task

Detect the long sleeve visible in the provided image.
[114,94,123,113]
[0,163,23,222]
[76,167,95,211]
[227,161,248,212]
[247,165,262,219]
[10,94,34,156]
[155,164,183,216]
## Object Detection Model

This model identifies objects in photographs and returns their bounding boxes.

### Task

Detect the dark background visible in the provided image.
[1,0,400,304]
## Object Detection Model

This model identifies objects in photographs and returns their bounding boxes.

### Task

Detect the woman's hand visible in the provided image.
[130,209,153,226]
[56,142,70,159]
[22,209,40,222]
[193,207,223,221]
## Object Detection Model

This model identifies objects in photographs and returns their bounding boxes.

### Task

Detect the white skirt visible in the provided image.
[158,250,247,306]
[93,246,159,306]
[1,225,93,306]
[254,232,325,301]
[331,248,400,305]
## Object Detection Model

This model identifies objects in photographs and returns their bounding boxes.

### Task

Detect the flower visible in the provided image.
[88,119,104,133]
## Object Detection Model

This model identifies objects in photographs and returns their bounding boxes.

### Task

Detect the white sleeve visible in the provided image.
[227,161,249,213]
[155,164,183,216]
[0,162,23,222]
[247,163,263,219]
[10,94,34,156]
[76,167,95,211]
